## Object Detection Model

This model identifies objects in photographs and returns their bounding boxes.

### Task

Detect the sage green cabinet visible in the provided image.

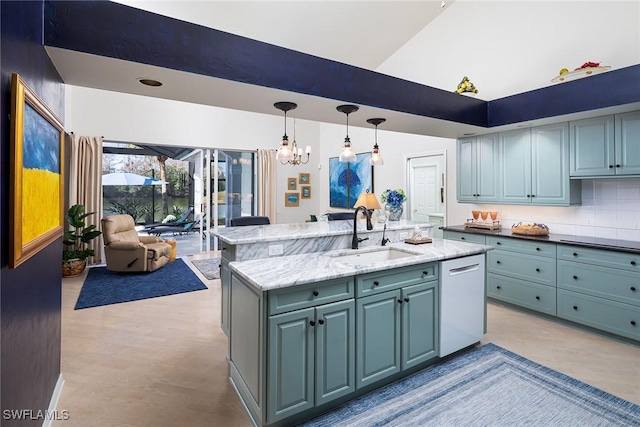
[570,111,640,177]
[356,280,438,389]
[500,124,579,205]
[457,135,500,202]
[443,230,486,245]
[267,299,355,423]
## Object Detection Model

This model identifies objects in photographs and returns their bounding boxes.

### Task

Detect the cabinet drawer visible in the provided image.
[221,243,236,262]
[557,245,640,273]
[268,277,354,315]
[487,273,556,315]
[443,231,486,245]
[557,289,640,341]
[486,236,556,258]
[487,250,556,287]
[558,260,640,306]
[356,264,437,298]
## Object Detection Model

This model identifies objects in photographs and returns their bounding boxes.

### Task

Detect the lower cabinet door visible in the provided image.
[401,282,438,370]
[267,308,315,423]
[356,290,401,389]
[315,299,355,406]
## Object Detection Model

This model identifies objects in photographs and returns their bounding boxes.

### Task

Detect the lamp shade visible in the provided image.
[353,192,381,210]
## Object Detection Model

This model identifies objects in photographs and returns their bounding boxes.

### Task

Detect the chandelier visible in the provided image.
[274,102,310,165]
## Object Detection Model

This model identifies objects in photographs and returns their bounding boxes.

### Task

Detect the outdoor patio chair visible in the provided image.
[142,207,194,232]
[102,214,172,273]
[146,220,199,236]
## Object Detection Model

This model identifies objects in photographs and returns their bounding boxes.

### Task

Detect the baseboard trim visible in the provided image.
[42,374,65,427]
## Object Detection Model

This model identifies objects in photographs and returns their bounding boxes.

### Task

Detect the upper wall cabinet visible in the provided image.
[570,111,640,177]
[499,124,580,206]
[457,135,500,203]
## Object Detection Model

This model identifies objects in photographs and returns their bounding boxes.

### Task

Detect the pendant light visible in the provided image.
[367,118,386,166]
[336,104,359,163]
[274,102,296,162]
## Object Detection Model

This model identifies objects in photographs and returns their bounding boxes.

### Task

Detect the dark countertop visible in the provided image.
[441,225,640,254]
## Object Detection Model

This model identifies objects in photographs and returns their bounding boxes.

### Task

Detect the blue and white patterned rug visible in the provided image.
[191,258,221,280]
[300,343,640,426]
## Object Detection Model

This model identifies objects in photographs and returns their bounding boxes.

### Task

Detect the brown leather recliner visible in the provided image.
[101,214,172,273]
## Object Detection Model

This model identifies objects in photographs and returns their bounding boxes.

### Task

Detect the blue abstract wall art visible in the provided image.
[329,153,373,208]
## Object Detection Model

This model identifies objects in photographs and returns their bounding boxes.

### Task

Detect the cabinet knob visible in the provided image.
[573,305,578,310]
[496,286,501,290]
[312,290,319,297]
[422,271,430,276]
[535,268,540,272]
[461,237,466,240]
[496,260,501,264]
[631,261,637,266]
[631,321,637,326]
[309,320,316,327]
[496,242,502,245]
[616,164,621,168]
[609,165,614,168]
[318,319,325,325]
[404,297,410,303]
[631,287,637,292]
[397,299,403,304]
[373,281,380,286]
[573,275,578,280]
[535,296,540,300]
[573,252,578,257]
[536,247,540,251]
[531,194,536,198]
[526,194,531,198]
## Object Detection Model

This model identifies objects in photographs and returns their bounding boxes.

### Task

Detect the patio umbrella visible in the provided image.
[102,172,167,186]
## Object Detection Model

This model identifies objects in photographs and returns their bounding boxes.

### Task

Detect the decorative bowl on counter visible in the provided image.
[511,222,549,236]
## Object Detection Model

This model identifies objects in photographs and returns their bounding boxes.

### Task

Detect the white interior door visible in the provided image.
[408,153,445,238]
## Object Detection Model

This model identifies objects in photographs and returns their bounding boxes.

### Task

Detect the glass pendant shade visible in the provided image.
[336,104,359,162]
[367,118,386,166]
[276,136,293,161]
[339,137,357,162]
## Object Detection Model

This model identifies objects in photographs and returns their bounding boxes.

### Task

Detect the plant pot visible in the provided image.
[62,258,87,278]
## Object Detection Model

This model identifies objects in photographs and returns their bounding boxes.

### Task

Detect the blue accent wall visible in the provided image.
[1,1,64,425]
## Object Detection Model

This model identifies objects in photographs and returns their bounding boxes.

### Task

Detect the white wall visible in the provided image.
[66,85,320,224]
[377,1,640,100]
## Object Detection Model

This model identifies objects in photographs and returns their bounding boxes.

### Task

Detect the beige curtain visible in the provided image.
[257,149,277,223]
[67,134,103,265]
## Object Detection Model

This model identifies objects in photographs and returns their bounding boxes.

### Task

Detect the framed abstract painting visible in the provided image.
[9,73,64,268]
[329,152,374,208]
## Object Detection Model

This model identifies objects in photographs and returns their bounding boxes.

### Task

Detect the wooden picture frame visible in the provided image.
[301,185,311,199]
[284,192,300,207]
[299,172,310,185]
[9,73,65,268]
[287,177,297,190]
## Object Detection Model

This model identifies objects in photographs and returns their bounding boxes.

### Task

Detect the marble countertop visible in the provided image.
[442,225,640,254]
[214,219,432,244]
[229,238,492,291]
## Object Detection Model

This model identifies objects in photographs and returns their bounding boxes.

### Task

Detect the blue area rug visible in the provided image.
[299,343,640,426]
[75,258,208,309]
[191,258,221,280]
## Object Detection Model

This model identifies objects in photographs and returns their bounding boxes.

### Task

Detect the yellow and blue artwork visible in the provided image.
[22,102,61,243]
[10,73,64,268]
[329,153,373,208]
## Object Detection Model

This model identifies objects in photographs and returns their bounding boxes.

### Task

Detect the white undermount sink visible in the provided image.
[330,247,419,265]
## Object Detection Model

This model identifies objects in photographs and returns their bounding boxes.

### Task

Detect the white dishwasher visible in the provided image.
[439,254,486,357]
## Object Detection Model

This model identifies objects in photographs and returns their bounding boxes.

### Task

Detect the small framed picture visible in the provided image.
[287,177,297,190]
[299,173,310,184]
[301,186,311,199]
[285,192,300,207]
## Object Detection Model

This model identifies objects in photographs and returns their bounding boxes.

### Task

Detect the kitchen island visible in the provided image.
[214,219,433,335]
[226,238,491,427]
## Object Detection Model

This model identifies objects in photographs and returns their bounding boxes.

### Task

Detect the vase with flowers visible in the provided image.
[381,189,407,221]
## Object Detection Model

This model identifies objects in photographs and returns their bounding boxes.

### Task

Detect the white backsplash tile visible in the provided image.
[467,178,640,238]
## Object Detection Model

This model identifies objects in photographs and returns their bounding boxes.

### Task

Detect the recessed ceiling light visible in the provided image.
[138,78,163,87]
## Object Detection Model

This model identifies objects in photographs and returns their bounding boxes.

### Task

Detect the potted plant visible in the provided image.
[62,204,102,277]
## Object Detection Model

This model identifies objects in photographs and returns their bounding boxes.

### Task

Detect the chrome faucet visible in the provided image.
[381,224,390,246]
[352,206,373,249]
